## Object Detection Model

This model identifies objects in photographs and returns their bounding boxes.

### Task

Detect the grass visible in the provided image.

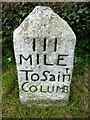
[2,63,89,119]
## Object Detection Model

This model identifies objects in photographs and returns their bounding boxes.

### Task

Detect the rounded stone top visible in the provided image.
[14,6,76,43]
[32,6,53,13]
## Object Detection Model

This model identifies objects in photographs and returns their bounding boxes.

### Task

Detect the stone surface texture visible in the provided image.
[13,6,76,106]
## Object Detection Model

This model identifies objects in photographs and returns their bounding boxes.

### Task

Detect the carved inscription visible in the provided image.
[19,38,71,93]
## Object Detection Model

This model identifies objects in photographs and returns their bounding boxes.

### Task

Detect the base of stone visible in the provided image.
[20,99,69,107]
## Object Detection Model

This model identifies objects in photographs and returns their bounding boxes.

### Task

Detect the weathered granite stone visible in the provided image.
[13,6,76,106]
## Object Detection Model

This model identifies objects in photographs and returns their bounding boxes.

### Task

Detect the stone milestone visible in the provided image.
[13,6,76,106]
